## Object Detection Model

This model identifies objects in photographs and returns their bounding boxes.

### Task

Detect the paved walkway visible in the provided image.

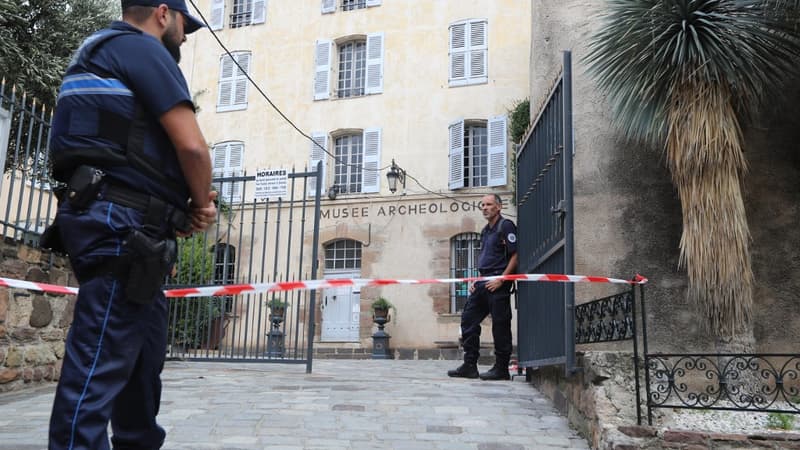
[0,360,590,450]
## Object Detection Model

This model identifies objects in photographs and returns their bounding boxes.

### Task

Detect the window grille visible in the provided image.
[464,124,488,187]
[450,233,481,313]
[325,239,362,270]
[230,0,252,28]
[333,134,364,194]
[337,41,366,98]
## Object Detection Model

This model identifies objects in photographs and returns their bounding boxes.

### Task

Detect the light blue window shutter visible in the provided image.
[487,115,507,187]
[366,0,381,6]
[217,54,235,110]
[309,133,327,197]
[321,0,335,14]
[449,22,467,86]
[361,128,381,193]
[212,143,228,199]
[233,52,250,106]
[448,120,465,190]
[469,20,488,82]
[252,0,267,24]
[314,40,332,100]
[210,0,225,30]
[365,32,384,95]
[227,142,244,202]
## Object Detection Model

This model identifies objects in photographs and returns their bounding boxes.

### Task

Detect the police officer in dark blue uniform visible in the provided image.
[448,194,518,381]
[44,1,217,448]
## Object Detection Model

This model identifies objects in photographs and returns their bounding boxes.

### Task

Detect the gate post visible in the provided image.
[306,161,323,373]
[562,50,577,377]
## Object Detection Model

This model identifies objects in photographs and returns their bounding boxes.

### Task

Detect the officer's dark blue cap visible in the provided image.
[121,0,205,34]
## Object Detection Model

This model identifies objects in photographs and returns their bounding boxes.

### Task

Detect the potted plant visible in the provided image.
[268,298,288,319]
[371,297,394,322]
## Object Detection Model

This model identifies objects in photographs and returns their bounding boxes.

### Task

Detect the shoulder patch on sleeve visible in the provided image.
[507,233,517,243]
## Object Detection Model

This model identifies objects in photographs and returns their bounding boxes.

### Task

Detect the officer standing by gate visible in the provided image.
[448,194,518,381]
[43,1,217,448]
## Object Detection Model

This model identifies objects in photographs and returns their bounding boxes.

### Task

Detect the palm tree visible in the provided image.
[586,0,800,337]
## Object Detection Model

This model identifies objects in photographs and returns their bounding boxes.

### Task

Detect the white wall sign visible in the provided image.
[254,168,288,200]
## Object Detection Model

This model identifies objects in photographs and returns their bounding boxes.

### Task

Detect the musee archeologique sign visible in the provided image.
[321,199,483,219]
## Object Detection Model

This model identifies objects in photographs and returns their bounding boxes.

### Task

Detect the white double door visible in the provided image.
[320,271,361,342]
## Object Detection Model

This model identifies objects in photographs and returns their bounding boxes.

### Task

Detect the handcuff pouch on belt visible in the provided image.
[67,165,105,210]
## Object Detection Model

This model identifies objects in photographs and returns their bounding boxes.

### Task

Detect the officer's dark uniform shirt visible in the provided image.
[50,21,192,209]
[478,216,517,275]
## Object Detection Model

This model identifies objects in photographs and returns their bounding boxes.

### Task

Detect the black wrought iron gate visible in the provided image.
[515,51,576,375]
[164,165,322,372]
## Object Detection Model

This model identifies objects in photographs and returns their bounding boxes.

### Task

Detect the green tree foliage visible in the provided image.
[0,0,119,105]
[508,98,530,144]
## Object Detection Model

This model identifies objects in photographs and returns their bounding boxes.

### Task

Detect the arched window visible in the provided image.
[324,239,362,271]
[450,232,481,312]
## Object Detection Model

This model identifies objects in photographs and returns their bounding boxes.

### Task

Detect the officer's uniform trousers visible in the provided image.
[459,281,513,365]
[49,199,171,450]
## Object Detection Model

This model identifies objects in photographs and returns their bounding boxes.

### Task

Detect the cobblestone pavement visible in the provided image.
[0,359,590,449]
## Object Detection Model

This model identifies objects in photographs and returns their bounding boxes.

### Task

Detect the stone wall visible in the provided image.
[0,238,75,393]
[531,351,800,450]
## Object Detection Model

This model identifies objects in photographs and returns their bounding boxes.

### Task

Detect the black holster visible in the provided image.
[122,229,176,304]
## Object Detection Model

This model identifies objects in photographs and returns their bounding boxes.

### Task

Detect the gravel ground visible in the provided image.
[664,408,797,434]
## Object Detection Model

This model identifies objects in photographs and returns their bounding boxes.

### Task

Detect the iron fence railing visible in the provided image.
[0,81,58,247]
[0,76,324,371]
[644,354,800,422]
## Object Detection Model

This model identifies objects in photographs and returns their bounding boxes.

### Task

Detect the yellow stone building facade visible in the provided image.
[179,0,531,352]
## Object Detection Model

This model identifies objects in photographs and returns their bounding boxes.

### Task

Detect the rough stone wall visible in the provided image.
[744,76,800,353]
[530,1,800,352]
[0,238,75,393]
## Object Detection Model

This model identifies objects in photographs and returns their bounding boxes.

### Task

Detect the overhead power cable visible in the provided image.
[185,0,387,173]
[183,1,513,212]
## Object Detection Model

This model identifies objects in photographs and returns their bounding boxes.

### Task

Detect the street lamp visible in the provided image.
[386,159,406,194]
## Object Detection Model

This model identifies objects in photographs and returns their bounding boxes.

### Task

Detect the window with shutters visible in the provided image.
[209,0,266,30]
[448,19,488,87]
[450,233,481,313]
[314,33,383,100]
[448,116,507,190]
[309,128,381,196]
[321,0,380,14]
[217,51,250,112]
[211,141,244,203]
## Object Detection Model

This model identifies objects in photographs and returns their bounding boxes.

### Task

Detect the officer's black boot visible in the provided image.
[479,360,510,381]
[447,362,479,378]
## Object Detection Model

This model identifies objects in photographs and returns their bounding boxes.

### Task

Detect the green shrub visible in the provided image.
[167,234,222,348]
[767,412,795,430]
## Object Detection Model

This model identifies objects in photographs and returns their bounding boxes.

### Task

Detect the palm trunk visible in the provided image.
[666,80,754,337]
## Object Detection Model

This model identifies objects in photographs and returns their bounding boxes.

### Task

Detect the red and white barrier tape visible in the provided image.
[0,273,647,298]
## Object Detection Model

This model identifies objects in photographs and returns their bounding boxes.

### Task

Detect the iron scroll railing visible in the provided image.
[575,284,645,425]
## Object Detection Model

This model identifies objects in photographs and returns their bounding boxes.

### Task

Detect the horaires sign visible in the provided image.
[254,168,288,200]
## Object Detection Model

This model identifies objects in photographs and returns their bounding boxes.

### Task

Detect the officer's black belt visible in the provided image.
[479,271,504,276]
[101,183,191,233]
